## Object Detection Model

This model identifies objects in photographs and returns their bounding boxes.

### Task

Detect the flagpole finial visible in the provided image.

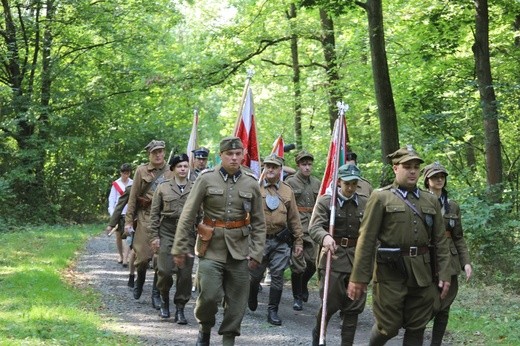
[337,101,349,116]
[246,69,255,79]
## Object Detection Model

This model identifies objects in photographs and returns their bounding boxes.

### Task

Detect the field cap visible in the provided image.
[387,145,424,164]
[219,136,244,152]
[295,150,314,163]
[264,153,284,167]
[338,164,361,181]
[145,140,165,153]
[193,147,209,159]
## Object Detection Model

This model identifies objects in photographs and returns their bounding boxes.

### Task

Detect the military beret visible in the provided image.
[169,153,189,170]
[192,147,210,159]
[264,153,284,167]
[387,145,424,164]
[145,140,165,153]
[295,150,314,163]
[219,136,244,152]
[338,164,361,181]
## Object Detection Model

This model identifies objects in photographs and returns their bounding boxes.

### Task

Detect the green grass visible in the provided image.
[0,224,139,346]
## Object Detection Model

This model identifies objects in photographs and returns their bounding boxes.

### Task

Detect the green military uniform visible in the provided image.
[149,177,196,321]
[285,157,321,310]
[172,164,266,340]
[309,164,368,345]
[248,154,303,325]
[351,180,451,344]
[356,177,373,197]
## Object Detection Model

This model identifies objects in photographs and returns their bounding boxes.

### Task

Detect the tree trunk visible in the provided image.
[473,0,503,202]
[357,0,399,164]
[319,8,342,133]
[287,4,303,149]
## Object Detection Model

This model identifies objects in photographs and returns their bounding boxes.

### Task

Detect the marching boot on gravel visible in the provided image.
[291,272,303,311]
[174,305,187,325]
[402,328,425,346]
[196,331,210,346]
[151,271,161,310]
[430,309,449,346]
[248,279,261,311]
[159,292,170,318]
[341,313,358,345]
[267,288,283,326]
[133,267,146,299]
[127,274,135,288]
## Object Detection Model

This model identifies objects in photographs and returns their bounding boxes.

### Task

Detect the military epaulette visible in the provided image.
[243,171,258,180]
[379,185,392,191]
[160,178,172,185]
[281,181,292,188]
[199,167,215,175]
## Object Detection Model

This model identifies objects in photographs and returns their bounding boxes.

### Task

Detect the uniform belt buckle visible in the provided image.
[409,246,418,257]
[340,238,349,247]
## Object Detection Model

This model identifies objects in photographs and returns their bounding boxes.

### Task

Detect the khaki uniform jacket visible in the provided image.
[261,180,303,246]
[444,199,471,275]
[124,162,172,226]
[357,177,373,197]
[172,166,266,263]
[149,179,195,247]
[309,192,368,273]
[351,181,451,287]
[285,171,321,235]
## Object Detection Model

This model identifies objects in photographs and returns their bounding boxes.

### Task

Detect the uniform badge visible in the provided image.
[266,194,280,211]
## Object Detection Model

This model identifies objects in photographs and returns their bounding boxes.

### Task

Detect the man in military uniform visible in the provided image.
[345,151,373,197]
[285,150,321,311]
[172,136,266,346]
[124,140,172,308]
[149,153,196,323]
[191,146,210,179]
[248,153,303,326]
[348,146,451,345]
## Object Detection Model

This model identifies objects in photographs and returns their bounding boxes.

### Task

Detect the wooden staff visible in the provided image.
[319,103,347,346]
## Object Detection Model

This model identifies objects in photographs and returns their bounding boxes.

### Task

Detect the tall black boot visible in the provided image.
[248,279,260,311]
[174,305,188,325]
[151,271,161,310]
[267,288,283,326]
[127,274,135,288]
[291,272,303,311]
[430,310,449,346]
[301,262,316,302]
[196,331,210,346]
[159,292,170,318]
[133,267,146,299]
[312,327,320,346]
[341,313,358,346]
[403,328,425,346]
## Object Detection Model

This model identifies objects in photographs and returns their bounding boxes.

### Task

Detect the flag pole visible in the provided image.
[319,102,347,346]
[234,69,254,132]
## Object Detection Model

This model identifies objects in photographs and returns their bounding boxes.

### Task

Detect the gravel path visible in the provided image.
[72,233,429,345]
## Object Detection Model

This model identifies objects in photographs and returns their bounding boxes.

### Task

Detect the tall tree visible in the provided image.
[473,0,503,202]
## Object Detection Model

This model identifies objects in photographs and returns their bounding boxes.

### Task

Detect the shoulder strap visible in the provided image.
[391,188,426,225]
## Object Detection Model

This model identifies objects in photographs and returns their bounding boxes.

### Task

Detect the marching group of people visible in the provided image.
[104,136,472,346]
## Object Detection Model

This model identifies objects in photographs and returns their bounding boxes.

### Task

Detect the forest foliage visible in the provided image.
[1,0,519,291]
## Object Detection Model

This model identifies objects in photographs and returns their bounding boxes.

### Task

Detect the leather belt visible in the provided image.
[333,236,358,247]
[203,216,250,229]
[400,246,429,257]
[445,231,452,238]
[298,206,314,213]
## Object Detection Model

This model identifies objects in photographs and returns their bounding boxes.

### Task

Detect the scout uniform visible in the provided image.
[285,150,321,310]
[124,140,172,303]
[149,153,196,323]
[248,153,303,326]
[309,164,368,345]
[350,146,451,345]
[172,136,266,346]
[422,162,472,346]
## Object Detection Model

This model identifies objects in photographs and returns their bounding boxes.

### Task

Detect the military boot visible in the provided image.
[127,274,135,288]
[151,271,161,310]
[159,292,170,318]
[291,272,303,311]
[403,328,425,346]
[301,263,316,302]
[222,333,235,346]
[430,310,449,346]
[369,325,392,346]
[133,267,146,299]
[174,305,187,325]
[248,280,260,311]
[196,331,210,346]
[267,288,283,326]
[340,313,358,345]
[312,327,320,346]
